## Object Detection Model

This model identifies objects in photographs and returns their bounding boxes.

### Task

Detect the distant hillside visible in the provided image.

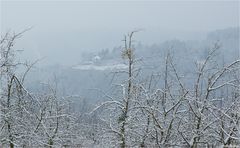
[26,27,239,103]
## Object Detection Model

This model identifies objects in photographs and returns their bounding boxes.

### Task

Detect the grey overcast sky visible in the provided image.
[0,0,239,65]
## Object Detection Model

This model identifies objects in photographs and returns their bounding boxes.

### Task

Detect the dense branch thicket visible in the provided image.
[0,31,239,147]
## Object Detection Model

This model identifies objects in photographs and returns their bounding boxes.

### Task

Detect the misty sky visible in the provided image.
[0,0,239,65]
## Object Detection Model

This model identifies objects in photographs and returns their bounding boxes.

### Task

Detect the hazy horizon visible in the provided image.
[1,0,239,65]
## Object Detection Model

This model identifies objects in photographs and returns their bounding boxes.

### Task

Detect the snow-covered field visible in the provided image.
[72,63,128,71]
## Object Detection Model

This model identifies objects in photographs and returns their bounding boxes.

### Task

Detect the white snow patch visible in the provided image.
[72,63,128,71]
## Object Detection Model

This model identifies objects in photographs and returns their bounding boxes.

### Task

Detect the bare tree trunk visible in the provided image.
[119,31,136,148]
